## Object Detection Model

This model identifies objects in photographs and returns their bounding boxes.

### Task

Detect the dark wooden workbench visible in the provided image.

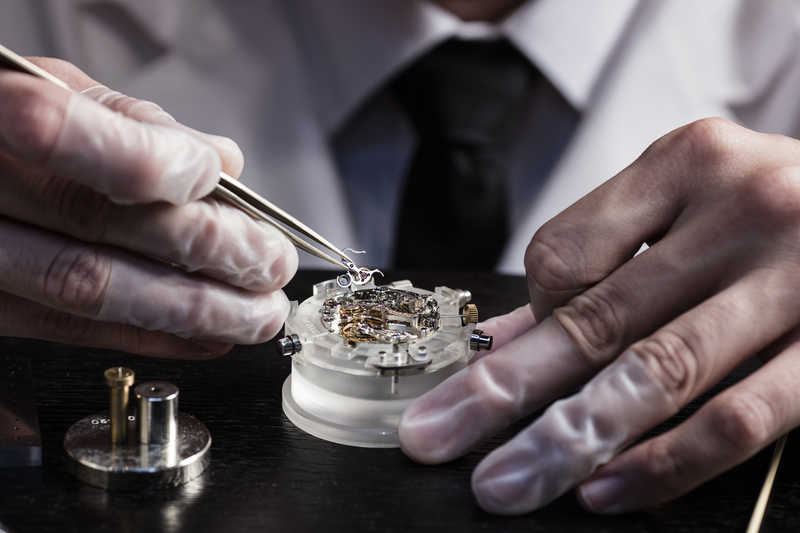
[0,270,795,532]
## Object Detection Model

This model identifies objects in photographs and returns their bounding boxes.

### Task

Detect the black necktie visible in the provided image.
[392,38,537,270]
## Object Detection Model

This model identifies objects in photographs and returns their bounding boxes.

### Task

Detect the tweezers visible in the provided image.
[0,42,356,270]
[212,173,354,268]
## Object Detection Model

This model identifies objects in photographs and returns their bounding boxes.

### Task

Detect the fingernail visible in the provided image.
[578,476,626,514]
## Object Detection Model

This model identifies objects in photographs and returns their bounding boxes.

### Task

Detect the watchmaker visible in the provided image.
[3,0,800,518]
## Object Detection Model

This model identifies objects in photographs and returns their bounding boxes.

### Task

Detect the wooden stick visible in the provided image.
[746,434,787,533]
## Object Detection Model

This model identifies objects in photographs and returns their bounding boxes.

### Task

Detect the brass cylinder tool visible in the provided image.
[104,367,134,444]
[64,368,210,490]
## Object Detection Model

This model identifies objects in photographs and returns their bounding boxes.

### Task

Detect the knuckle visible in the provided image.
[255,312,285,343]
[1,76,64,161]
[680,117,738,166]
[254,292,290,342]
[176,289,213,336]
[40,176,112,242]
[96,117,171,204]
[109,133,216,205]
[266,247,296,290]
[90,88,176,124]
[467,359,520,418]
[643,437,687,486]
[112,155,163,202]
[525,224,585,292]
[102,91,151,114]
[182,214,221,269]
[651,117,737,169]
[741,167,800,224]
[171,286,246,341]
[161,284,271,342]
[554,282,628,367]
[42,247,111,316]
[708,393,775,450]
[629,327,700,404]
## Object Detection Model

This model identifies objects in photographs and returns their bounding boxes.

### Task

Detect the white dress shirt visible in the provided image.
[3,0,800,272]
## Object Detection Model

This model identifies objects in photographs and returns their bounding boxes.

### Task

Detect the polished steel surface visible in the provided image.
[276,334,302,357]
[64,412,210,490]
[469,329,493,351]
[135,382,179,445]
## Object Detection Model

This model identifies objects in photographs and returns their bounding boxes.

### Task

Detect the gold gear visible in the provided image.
[462,304,479,325]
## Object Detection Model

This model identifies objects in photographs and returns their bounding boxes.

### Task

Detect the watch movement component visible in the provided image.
[280,278,492,448]
[469,329,493,351]
[64,368,210,490]
[462,303,479,325]
[276,334,302,356]
[321,286,440,344]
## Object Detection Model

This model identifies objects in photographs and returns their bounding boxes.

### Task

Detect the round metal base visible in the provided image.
[282,376,402,448]
[64,412,211,490]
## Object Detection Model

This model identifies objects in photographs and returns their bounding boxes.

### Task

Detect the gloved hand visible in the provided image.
[400,118,800,514]
[0,58,297,357]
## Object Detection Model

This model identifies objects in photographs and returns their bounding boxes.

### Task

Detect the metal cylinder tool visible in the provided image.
[135,382,179,445]
[64,368,210,490]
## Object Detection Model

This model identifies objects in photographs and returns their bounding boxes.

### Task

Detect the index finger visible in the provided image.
[399,317,584,463]
[0,70,221,205]
[26,57,245,178]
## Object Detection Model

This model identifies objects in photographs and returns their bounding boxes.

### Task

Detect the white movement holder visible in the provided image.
[281,278,480,448]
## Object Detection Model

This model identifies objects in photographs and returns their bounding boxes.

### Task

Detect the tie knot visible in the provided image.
[392,38,536,146]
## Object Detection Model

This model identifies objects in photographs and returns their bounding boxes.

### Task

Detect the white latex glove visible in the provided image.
[0,58,297,357]
[400,118,800,514]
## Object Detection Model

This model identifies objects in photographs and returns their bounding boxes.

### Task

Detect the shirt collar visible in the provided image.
[291,0,639,135]
[502,0,638,110]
